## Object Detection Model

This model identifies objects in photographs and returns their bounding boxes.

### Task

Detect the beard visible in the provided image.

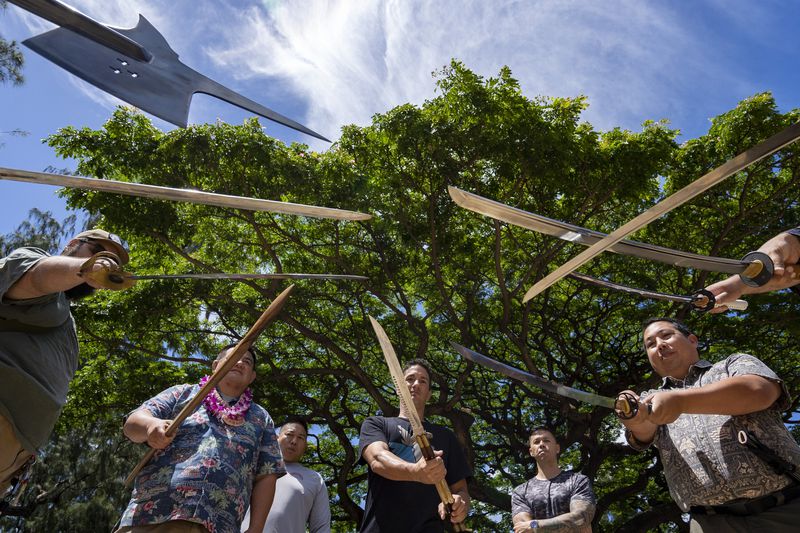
[64,283,96,301]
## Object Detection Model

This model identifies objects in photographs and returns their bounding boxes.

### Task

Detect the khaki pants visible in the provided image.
[115,521,209,533]
[0,413,33,494]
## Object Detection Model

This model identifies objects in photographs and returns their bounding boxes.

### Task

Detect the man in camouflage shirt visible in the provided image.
[511,426,595,532]
[618,317,800,532]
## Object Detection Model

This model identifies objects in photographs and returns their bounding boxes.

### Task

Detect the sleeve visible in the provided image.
[135,384,192,419]
[308,472,332,533]
[443,428,472,485]
[570,474,596,505]
[255,411,286,478]
[726,353,792,410]
[0,247,48,302]
[358,416,388,463]
[510,482,532,518]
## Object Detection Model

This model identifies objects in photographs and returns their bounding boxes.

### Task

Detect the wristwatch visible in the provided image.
[529,520,538,531]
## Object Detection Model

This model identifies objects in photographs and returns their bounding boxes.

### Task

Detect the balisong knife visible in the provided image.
[448,186,772,285]
[0,167,372,221]
[369,317,467,532]
[451,342,637,419]
[568,272,748,312]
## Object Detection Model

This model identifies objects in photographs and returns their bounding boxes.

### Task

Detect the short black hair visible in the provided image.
[529,426,559,443]
[403,358,433,381]
[280,417,309,434]
[216,343,256,366]
[642,317,693,338]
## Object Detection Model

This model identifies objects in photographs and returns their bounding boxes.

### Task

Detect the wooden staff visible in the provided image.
[123,284,295,487]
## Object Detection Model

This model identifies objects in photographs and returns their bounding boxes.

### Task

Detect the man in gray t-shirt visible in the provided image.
[242,418,331,533]
[0,229,129,491]
[511,427,596,532]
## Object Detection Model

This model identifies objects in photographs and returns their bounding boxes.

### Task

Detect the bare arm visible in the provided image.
[644,375,782,425]
[6,254,119,300]
[362,440,446,484]
[708,230,800,311]
[512,500,596,532]
[123,409,174,449]
[243,474,278,533]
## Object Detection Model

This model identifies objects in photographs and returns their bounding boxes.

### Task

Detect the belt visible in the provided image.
[690,484,800,516]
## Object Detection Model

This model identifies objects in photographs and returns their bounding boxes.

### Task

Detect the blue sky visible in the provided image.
[1,0,799,237]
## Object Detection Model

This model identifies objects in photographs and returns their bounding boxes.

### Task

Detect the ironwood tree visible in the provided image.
[2,61,798,532]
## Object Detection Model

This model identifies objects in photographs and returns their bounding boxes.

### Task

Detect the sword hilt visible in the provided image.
[739,251,775,287]
[690,289,748,312]
[614,391,640,420]
[415,433,468,532]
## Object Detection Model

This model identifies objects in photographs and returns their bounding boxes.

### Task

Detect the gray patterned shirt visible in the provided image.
[629,354,800,511]
[511,470,595,532]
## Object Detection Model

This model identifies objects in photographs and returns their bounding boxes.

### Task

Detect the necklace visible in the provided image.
[199,375,253,426]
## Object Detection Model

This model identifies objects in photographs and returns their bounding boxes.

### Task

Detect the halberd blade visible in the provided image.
[21,10,329,141]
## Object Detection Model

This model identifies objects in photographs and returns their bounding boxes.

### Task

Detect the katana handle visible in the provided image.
[78,252,136,290]
[739,251,775,287]
[123,285,294,487]
[415,433,468,532]
[690,289,748,312]
[614,392,639,420]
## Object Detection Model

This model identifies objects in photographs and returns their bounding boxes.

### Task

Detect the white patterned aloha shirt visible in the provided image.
[119,384,285,533]
[628,354,800,511]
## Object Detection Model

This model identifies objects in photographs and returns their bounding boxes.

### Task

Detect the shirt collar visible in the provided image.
[660,359,712,389]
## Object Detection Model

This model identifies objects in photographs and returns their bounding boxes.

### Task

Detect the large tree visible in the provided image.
[0,1,24,85]
[2,62,798,531]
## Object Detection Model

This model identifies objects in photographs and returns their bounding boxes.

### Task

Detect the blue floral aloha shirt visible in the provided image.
[119,384,286,533]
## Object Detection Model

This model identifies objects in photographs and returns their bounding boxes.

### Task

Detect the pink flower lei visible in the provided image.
[199,375,253,426]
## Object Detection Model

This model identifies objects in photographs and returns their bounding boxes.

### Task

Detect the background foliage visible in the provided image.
[2,61,799,531]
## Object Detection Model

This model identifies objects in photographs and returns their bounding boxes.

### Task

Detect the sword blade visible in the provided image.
[0,167,372,221]
[451,342,616,409]
[127,273,368,281]
[448,186,747,274]
[523,121,800,301]
[368,317,426,436]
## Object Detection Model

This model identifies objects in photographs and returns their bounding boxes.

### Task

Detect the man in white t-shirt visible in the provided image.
[242,418,331,533]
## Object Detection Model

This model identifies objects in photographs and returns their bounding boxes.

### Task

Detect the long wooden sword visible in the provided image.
[520,121,800,301]
[368,317,467,532]
[124,284,294,487]
[0,167,371,221]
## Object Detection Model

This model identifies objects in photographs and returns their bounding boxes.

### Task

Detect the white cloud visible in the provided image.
[9,0,786,145]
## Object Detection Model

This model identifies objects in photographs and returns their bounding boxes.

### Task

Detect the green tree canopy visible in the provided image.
[2,61,798,532]
[0,1,24,86]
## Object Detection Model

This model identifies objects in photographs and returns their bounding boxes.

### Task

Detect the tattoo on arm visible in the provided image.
[535,500,595,532]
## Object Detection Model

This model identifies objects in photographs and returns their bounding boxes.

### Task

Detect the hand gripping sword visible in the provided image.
[451,342,638,419]
[124,284,294,487]
[369,317,468,532]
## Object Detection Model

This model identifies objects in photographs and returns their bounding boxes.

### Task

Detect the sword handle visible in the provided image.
[614,392,639,420]
[416,433,468,532]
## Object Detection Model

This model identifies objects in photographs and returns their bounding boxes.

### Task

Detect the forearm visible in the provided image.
[675,375,781,415]
[245,474,278,532]
[123,410,159,443]
[368,448,420,481]
[5,256,88,300]
[536,511,592,531]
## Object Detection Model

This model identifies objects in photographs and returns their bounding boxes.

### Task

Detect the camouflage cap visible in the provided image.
[74,229,129,264]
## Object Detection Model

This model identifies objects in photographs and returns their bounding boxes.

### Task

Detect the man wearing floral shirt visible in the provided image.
[117,345,286,533]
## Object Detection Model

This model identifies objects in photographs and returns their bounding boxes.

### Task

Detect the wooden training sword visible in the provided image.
[368,317,468,532]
